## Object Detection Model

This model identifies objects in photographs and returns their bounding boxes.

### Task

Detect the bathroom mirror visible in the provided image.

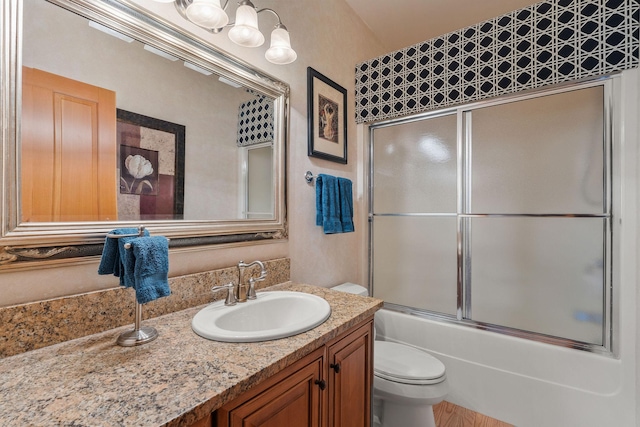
[0,0,288,269]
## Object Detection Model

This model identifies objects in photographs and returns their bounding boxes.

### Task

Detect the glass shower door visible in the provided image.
[369,81,611,350]
[371,113,458,316]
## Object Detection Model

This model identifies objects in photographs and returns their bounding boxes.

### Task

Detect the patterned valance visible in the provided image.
[355,0,639,123]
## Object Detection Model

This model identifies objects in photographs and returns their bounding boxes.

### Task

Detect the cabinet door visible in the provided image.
[218,350,324,427]
[327,321,373,427]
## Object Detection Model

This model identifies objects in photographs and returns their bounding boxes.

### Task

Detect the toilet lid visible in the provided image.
[374,341,446,385]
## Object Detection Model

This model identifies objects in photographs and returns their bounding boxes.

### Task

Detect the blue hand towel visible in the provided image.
[98,228,149,288]
[316,174,343,234]
[338,177,354,233]
[131,236,171,304]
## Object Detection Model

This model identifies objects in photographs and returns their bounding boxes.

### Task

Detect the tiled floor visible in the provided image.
[433,401,513,427]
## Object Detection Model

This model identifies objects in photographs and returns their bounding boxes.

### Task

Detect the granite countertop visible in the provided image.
[0,283,382,426]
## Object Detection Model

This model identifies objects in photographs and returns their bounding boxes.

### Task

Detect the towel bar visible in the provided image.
[123,238,170,250]
[106,225,146,239]
[105,225,159,347]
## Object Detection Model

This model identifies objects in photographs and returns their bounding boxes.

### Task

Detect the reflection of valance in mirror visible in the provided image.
[237,94,274,147]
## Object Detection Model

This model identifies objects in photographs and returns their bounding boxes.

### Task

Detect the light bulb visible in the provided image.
[228,4,264,47]
[265,26,297,64]
[185,0,229,29]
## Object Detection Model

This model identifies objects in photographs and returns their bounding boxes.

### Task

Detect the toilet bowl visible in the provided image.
[331,283,449,427]
[374,340,448,427]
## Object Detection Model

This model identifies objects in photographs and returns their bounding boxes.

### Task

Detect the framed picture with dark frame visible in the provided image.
[116,109,185,220]
[307,67,348,164]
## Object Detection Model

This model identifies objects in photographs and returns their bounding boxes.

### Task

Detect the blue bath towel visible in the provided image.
[131,236,171,304]
[315,174,354,234]
[316,174,343,233]
[338,177,354,233]
[98,228,149,288]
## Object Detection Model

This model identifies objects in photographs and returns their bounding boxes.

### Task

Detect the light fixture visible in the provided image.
[185,0,229,29]
[265,24,297,65]
[162,0,297,65]
[228,1,264,47]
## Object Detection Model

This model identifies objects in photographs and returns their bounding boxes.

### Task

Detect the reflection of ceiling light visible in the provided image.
[218,76,242,88]
[88,21,134,43]
[155,0,297,65]
[419,137,451,163]
[143,44,179,61]
[183,61,213,75]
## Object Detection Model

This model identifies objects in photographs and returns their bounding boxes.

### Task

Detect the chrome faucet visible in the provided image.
[237,260,267,302]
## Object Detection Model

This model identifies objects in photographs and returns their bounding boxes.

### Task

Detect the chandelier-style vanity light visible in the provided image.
[153,0,297,65]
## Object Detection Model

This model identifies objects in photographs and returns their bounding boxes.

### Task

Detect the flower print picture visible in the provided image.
[119,146,159,195]
[318,94,339,143]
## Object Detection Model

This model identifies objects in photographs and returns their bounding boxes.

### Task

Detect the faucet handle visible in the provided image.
[211,283,237,306]
[247,267,267,300]
[247,278,258,300]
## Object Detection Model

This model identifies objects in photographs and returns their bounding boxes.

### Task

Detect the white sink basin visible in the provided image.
[192,291,331,342]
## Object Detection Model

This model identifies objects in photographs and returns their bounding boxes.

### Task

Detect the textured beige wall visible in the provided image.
[2,0,385,306]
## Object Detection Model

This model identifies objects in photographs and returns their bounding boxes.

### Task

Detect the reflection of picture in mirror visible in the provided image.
[318,94,339,143]
[116,110,184,221]
[120,146,158,195]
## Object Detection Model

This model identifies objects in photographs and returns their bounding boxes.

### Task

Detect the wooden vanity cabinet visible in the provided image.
[216,347,324,427]
[213,318,373,427]
[327,321,373,427]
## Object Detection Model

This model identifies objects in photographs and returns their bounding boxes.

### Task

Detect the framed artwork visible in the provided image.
[116,109,185,220]
[307,67,347,164]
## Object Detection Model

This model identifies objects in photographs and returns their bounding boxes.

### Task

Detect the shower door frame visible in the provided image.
[367,75,619,356]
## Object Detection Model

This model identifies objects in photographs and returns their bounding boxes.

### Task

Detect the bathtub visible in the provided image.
[374,308,635,427]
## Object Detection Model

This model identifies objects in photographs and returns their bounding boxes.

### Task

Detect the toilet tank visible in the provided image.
[331,283,377,340]
[331,283,369,296]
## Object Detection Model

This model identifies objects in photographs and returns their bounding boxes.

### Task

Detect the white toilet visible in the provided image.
[331,283,449,427]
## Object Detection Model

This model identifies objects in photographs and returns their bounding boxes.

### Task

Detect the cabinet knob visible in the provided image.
[314,379,326,390]
[330,363,341,373]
